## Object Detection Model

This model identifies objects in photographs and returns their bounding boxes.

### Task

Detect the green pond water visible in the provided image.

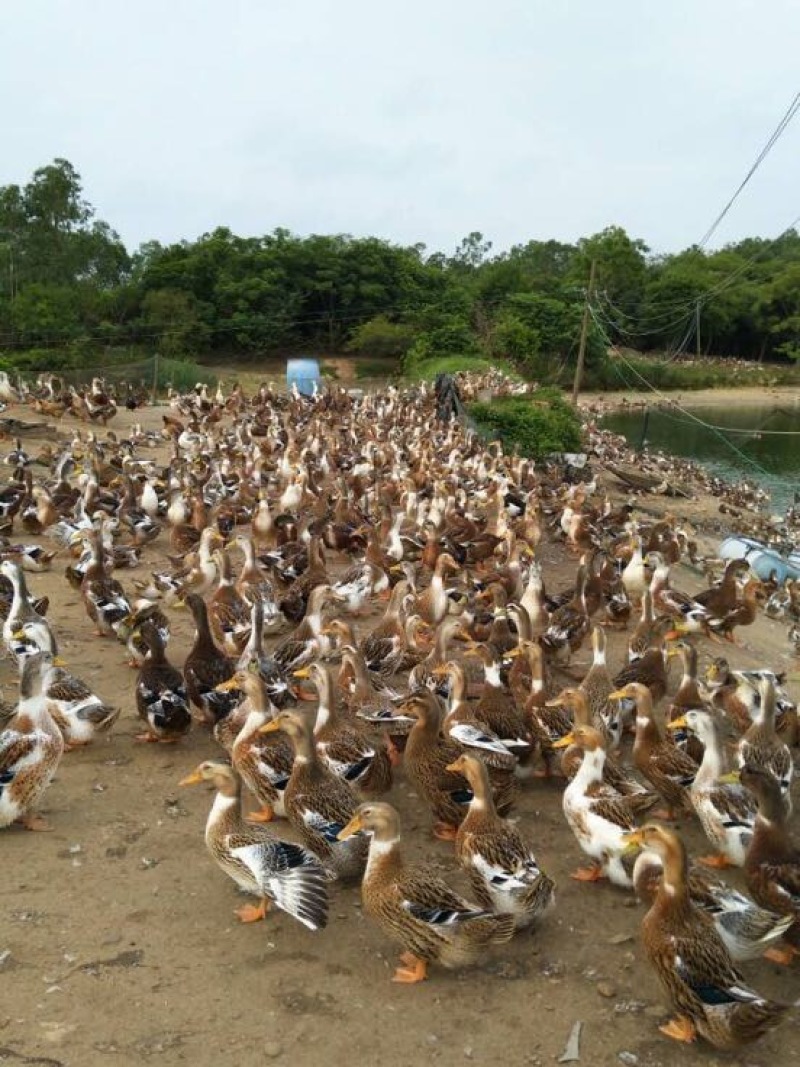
[602,398,800,513]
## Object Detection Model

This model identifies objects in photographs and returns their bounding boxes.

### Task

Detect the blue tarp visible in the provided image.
[286,358,321,397]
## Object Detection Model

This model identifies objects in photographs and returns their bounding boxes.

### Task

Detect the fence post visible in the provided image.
[151,353,159,406]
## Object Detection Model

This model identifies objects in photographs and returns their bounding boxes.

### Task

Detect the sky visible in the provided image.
[2,0,799,257]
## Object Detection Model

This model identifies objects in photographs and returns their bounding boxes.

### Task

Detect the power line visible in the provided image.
[698,91,800,248]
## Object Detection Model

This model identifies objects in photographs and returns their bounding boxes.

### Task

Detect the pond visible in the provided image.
[602,399,800,513]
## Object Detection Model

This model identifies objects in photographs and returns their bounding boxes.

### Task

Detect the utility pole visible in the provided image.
[695,297,701,358]
[572,258,597,406]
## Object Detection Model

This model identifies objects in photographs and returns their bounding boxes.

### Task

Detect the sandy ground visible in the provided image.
[580,384,800,411]
[1,401,799,1067]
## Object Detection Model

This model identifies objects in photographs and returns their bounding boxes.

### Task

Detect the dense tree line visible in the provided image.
[1,159,799,375]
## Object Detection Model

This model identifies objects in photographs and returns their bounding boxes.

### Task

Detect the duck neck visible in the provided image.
[573,746,606,789]
[313,670,338,730]
[694,727,726,787]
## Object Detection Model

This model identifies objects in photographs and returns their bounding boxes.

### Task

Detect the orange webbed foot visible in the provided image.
[19,812,52,831]
[247,805,275,824]
[235,899,270,923]
[658,1015,696,1043]
[570,865,604,882]
[392,955,427,984]
[763,944,798,966]
[433,822,459,841]
[698,853,732,869]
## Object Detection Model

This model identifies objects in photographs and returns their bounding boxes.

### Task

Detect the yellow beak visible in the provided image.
[505,646,522,659]
[621,829,645,855]
[337,812,364,840]
[52,656,67,667]
[445,759,465,774]
[258,719,282,735]
[608,688,629,701]
[666,715,688,731]
[179,769,204,786]
[215,676,241,692]
[552,732,575,749]
[718,770,741,785]
[293,666,311,679]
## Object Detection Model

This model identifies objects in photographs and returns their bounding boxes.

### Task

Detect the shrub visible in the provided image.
[346,315,418,359]
[469,388,582,458]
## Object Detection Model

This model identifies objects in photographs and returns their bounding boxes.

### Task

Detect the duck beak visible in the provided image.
[608,688,628,701]
[718,770,741,785]
[258,720,282,735]
[552,732,575,749]
[215,677,240,692]
[293,666,311,679]
[505,646,522,658]
[337,812,364,840]
[621,830,645,855]
[179,769,204,786]
[666,715,688,731]
[445,760,464,774]
[664,630,683,643]
[52,656,67,667]
[544,697,564,708]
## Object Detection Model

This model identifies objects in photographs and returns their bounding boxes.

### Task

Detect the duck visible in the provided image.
[436,660,525,774]
[735,678,793,812]
[337,802,515,983]
[23,639,119,747]
[80,528,132,638]
[518,561,550,636]
[621,533,648,605]
[233,534,286,631]
[182,593,239,725]
[548,688,655,804]
[259,711,368,881]
[741,763,800,965]
[552,724,641,886]
[540,562,590,664]
[707,577,763,644]
[447,753,555,928]
[0,652,64,831]
[179,760,329,929]
[218,668,295,823]
[622,823,788,1049]
[295,662,392,796]
[398,689,482,839]
[578,627,616,745]
[237,598,296,709]
[611,682,697,820]
[666,710,756,867]
[271,585,341,674]
[412,552,459,627]
[632,847,794,963]
[332,560,388,616]
[114,598,170,668]
[207,548,252,656]
[627,588,659,662]
[133,622,192,743]
[0,559,56,661]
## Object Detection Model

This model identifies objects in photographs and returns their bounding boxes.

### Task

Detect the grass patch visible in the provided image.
[405,355,521,382]
[354,357,402,381]
[469,387,583,458]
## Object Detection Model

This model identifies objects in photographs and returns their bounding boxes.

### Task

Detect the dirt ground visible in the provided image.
[1,400,799,1067]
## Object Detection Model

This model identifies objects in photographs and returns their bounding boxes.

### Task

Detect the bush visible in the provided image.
[469,388,583,458]
[346,315,418,359]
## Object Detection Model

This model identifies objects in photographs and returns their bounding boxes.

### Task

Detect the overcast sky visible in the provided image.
[3,0,799,257]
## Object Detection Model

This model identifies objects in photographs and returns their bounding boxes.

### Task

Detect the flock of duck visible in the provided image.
[1,371,799,1053]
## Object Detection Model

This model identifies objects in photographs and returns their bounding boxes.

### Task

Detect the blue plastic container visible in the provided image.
[719,535,800,583]
[286,358,321,397]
